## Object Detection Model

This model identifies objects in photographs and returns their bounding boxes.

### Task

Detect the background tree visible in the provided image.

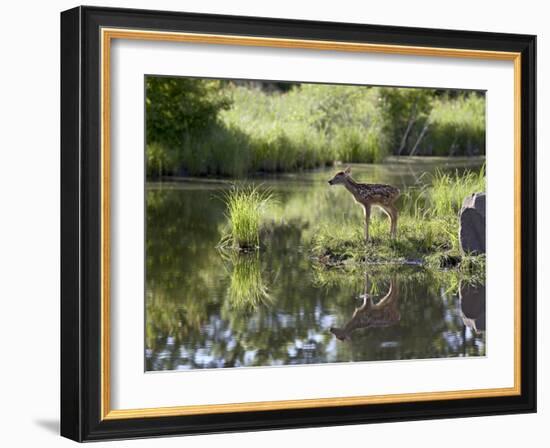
[146,77,231,175]
[378,88,435,155]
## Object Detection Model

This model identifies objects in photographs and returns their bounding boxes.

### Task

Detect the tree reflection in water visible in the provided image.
[145,165,486,372]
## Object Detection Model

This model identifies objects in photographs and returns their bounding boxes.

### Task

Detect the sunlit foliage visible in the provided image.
[145,77,486,178]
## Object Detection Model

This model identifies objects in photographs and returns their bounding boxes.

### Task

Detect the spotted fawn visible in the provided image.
[328,166,400,241]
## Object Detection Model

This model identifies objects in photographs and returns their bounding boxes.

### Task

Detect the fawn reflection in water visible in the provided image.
[329,272,486,359]
[330,274,401,342]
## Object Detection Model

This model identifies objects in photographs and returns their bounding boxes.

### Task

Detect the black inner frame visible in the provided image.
[61,6,536,442]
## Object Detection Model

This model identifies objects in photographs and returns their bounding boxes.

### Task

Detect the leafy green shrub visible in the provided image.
[145,78,486,178]
[427,94,486,156]
[146,142,178,178]
[145,77,232,176]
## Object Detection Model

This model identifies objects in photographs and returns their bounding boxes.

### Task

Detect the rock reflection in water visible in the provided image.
[460,282,486,334]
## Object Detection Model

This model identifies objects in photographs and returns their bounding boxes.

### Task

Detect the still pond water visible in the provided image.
[145,159,486,371]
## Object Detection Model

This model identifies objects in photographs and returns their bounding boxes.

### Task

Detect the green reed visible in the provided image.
[220,184,274,250]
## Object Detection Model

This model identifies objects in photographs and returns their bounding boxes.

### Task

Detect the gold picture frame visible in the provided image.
[61,6,536,442]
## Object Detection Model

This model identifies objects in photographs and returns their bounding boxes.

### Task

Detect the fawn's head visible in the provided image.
[328,166,352,185]
[330,327,351,341]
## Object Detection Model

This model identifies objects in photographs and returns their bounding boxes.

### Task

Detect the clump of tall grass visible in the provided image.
[333,126,387,163]
[220,184,274,250]
[426,165,485,217]
[399,165,485,220]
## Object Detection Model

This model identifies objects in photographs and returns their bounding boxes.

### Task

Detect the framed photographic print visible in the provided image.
[60,6,536,442]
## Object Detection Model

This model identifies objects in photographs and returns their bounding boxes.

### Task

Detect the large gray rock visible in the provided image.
[459,282,486,333]
[459,192,486,254]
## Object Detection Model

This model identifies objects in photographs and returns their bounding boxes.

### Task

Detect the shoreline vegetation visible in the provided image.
[314,165,486,281]
[146,78,485,178]
[218,166,486,284]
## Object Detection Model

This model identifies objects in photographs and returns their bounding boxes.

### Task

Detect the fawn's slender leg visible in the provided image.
[381,204,398,238]
[388,204,398,238]
[364,204,371,241]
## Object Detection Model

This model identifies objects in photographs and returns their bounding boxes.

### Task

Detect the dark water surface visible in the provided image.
[145,159,486,371]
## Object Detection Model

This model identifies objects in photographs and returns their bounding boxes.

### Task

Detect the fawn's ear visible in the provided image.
[344,166,352,175]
